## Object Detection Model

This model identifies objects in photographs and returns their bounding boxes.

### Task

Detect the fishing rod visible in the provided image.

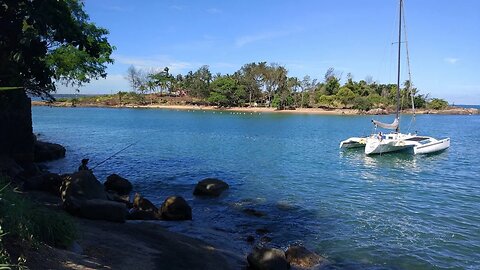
[90,140,140,170]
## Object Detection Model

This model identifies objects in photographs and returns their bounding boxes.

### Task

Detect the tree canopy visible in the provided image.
[125,63,447,111]
[0,0,114,99]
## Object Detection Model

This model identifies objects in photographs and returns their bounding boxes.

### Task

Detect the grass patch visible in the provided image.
[0,176,76,267]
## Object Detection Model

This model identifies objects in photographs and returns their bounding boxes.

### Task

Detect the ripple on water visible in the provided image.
[32,107,480,270]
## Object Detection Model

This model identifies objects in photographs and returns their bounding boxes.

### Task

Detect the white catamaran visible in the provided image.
[340,0,450,155]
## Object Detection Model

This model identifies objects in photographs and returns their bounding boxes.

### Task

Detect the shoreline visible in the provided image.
[31,101,480,115]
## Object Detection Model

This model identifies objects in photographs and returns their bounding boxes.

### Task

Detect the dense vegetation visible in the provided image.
[0,177,76,268]
[125,63,449,111]
[0,0,114,99]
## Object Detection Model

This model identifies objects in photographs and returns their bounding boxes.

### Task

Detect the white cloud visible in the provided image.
[235,29,302,48]
[114,55,195,74]
[56,74,130,94]
[206,8,222,14]
[235,31,291,48]
[444,57,459,64]
[170,5,186,11]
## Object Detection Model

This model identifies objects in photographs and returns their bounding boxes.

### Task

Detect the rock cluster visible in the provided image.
[246,245,327,270]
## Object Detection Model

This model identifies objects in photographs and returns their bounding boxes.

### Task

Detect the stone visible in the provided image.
[243,208,266,217]
[285,245,326,269]
[60,171,106,202]
[104,174,133,195]
[42,173,63,196]
[34,140,66,162]
[246,235,255,243]
[77,199,127,223]
[247,247,290,270]
[160,196,192,221]
[133,193,157,212]
[106,191,132,207]
[193,178,229,197]
[127,208,160,220]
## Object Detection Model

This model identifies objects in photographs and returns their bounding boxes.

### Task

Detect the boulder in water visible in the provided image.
[34,141,66,162]
[285,245,326,269]
[133,193,158,212]
[160,196,192,221]
[193,178,229,197]
[104,174,133,195]
[247,247,290,270]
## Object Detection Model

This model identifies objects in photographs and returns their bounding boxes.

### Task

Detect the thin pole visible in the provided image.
[395,0,402,132]
[91,141,139,170]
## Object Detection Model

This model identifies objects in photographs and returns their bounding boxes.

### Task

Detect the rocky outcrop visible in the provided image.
[160,196,192,221]
[247,247,290,270]
[23,172,63,195]
[132,193,157,211]
[104,174,133,196]
[34,141,66,162]
[76,199,126,223]
[285,245,326,269]
[60,170,126,222]
[364,108,388,115]
[193,178,229,197]
[0,89,34,163]
[127,193,159,220]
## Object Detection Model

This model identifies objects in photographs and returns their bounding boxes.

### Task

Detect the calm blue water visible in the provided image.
[32,107,480,270]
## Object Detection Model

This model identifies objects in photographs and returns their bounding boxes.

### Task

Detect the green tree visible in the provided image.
[208,75,245,107]
[0,0,114,98]
[427,98,448,110]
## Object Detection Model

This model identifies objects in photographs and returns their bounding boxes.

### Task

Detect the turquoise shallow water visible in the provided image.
[32,106,480,270]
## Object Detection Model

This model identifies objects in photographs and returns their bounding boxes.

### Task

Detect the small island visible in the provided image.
[33,64,478,115]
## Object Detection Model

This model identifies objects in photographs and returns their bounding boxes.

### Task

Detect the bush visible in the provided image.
[427,98,448,110]
[352,96,373,111]
[0,176,76,266]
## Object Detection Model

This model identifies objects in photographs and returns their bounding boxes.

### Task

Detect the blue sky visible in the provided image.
[60,0,480,104]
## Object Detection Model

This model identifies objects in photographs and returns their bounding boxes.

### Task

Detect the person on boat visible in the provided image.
[78,158,90,171]
[378,131,383,141]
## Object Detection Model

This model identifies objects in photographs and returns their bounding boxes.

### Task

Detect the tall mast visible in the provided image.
[395,0,402,132]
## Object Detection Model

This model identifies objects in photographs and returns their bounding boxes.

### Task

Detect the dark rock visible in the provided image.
[256,228,271,235]
[133,193,158,212]
[59,171,127,222]
[246,235,255,243]
[77,199,126,223]
[34,141,66,162]
[247,247,290,270]
[243,208,266,217]
[60,171,106,202]
[42,173,63,195]
[285,245,326,269]
[260,236,272,243]
[106,191,131,207]
[127,208,160,220]
[193,178,229,197]
[160,196,192,221]
[104,174,133,195]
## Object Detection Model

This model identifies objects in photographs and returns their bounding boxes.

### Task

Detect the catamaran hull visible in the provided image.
[339,137,367,149]
[413,138,450,155]
[365,139,412,155]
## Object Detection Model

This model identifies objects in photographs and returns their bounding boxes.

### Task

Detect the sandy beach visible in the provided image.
[31,101,479,115]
